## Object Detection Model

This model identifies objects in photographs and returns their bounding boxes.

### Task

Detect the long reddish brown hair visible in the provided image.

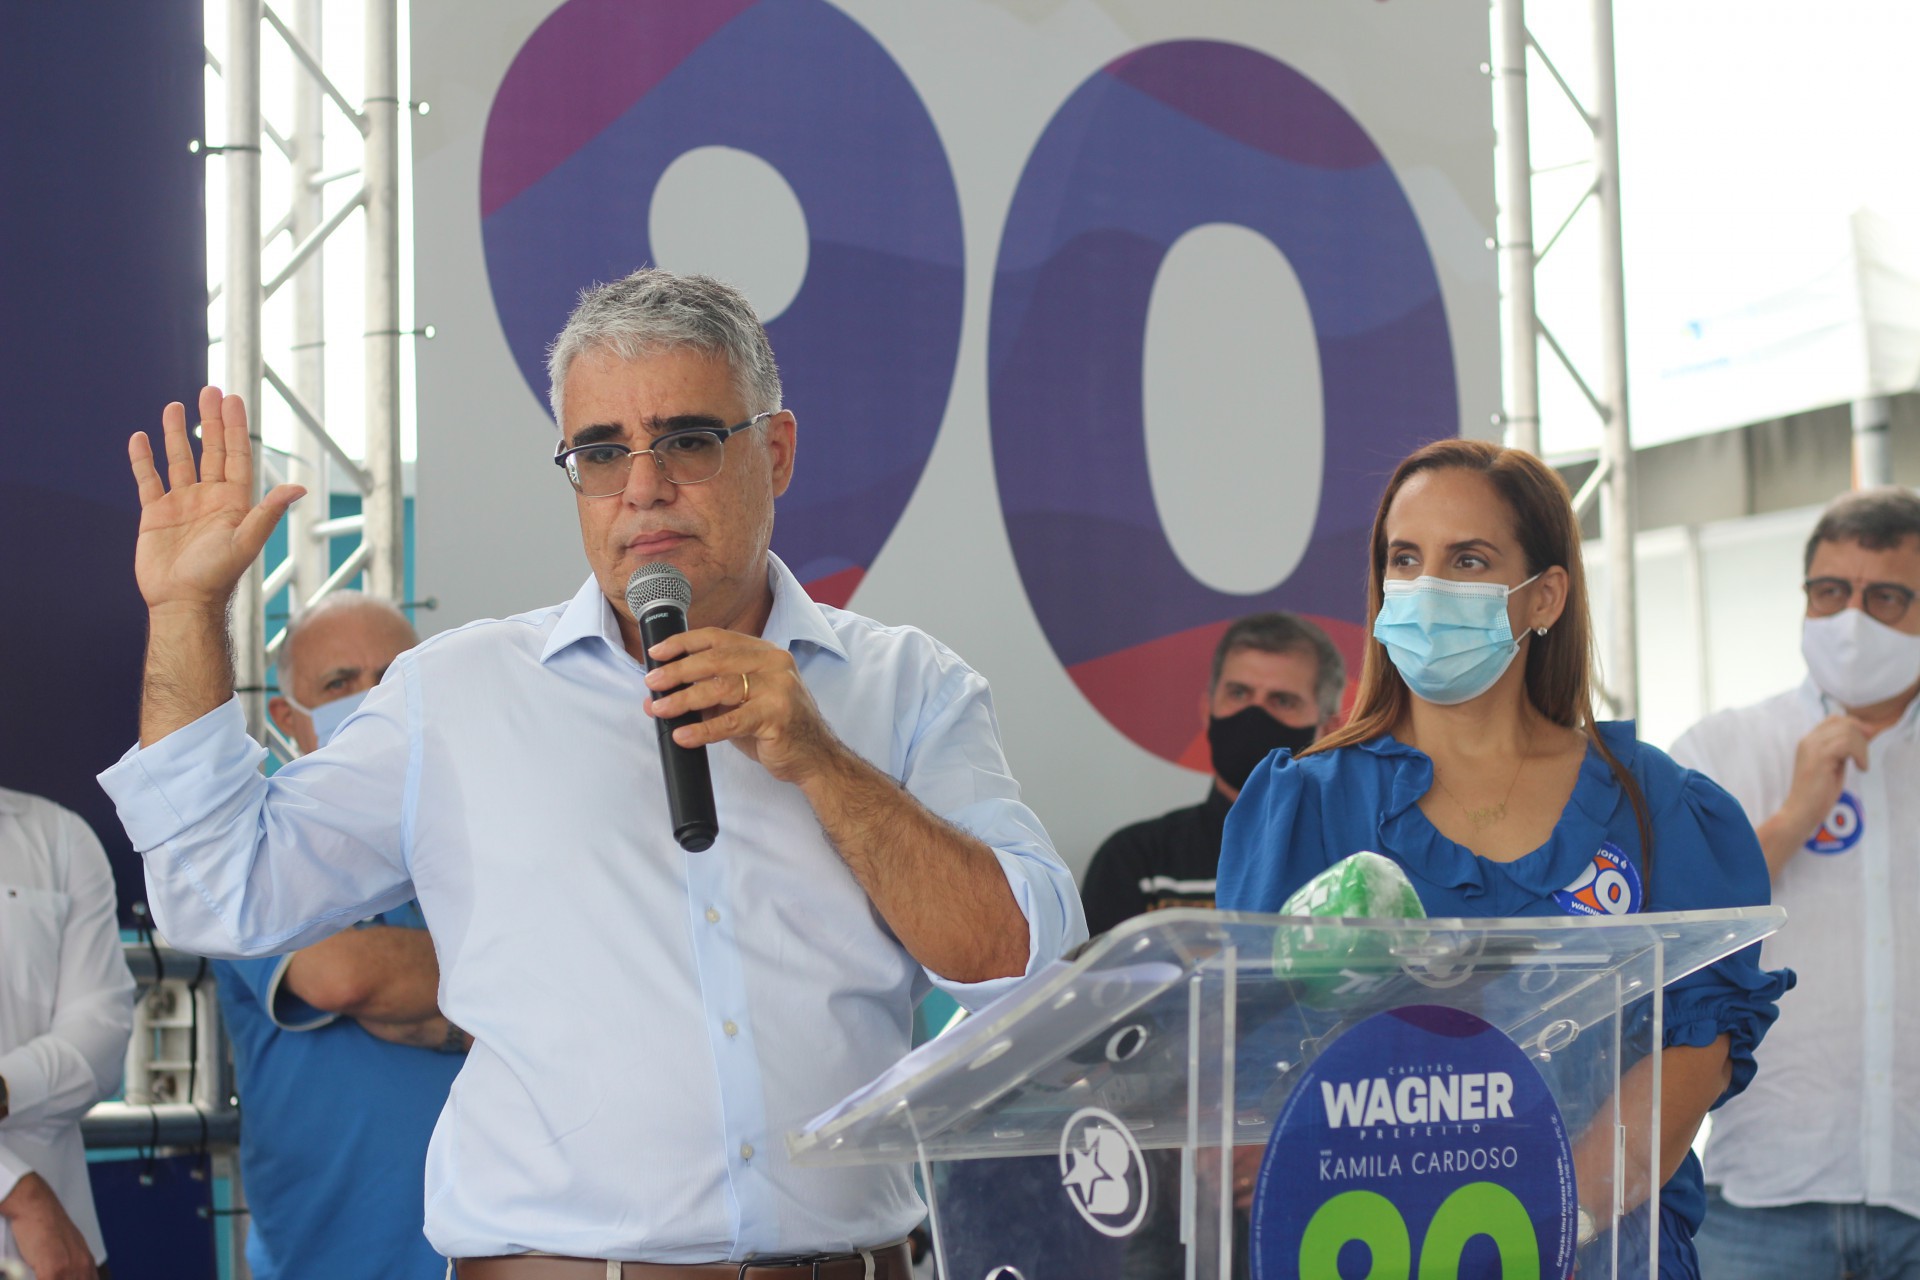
[1304,439,1654,873]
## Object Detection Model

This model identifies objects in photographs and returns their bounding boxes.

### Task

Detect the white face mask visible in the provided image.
[1373,573,1541,706]
[1802,609,1920,708]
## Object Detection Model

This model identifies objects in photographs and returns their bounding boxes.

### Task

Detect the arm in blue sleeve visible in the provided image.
[96,664,419,959]
[221,953,335,1032]
[898,664,1086,1010]
[1653,770,1795,1104]
[1217,753,1311,913]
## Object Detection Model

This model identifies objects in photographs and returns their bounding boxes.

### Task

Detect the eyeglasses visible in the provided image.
[1803,576,1919,625]
[552,413,772,497]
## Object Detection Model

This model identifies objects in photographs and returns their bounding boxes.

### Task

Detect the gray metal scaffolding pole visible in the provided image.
[1495,0,1540,457]
[224,0,406,764]
[1592,0,1638,719]
[227,0,267,740]
[288,0,329,624]
[364,0,404,601]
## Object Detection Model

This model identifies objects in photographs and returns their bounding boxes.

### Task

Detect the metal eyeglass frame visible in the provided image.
[552,411,773,496]
[1803,575,1919,626]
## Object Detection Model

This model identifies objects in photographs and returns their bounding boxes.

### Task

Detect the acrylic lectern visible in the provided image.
[791,907,1784,1280]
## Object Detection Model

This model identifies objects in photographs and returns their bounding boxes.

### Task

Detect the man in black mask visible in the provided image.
[1080,612,1345,934]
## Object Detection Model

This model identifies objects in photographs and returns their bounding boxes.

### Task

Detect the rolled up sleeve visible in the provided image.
[0,1138,31,1203]
[899,665,1087,1009]
[96,676,417,959]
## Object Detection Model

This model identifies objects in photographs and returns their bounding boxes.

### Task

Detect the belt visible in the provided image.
[455,1242,913,1280]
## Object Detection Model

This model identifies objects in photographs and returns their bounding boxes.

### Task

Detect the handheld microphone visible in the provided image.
[625,563,718,852]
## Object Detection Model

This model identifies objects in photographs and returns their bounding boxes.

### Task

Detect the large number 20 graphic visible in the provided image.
[481,5,1454,762]
[1299,1184,1541,1278]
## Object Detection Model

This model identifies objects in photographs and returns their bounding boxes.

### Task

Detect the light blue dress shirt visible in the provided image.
[99,555,1085,1262]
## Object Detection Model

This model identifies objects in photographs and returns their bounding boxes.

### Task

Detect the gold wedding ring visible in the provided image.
[740,672,751,703]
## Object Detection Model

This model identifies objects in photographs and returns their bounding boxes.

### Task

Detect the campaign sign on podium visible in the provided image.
[791,907,1783,1280]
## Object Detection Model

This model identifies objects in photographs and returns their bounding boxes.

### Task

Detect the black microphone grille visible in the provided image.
[625,563,692,618]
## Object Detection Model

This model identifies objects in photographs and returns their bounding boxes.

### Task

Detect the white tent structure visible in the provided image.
[1638,206,1920,474]
[1498,0,1920,721]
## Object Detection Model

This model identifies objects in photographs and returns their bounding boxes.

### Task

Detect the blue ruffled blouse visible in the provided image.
[1216,721,1793,1277]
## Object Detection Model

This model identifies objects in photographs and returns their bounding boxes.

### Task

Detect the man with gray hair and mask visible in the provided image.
[214,591,464,1280]
[1673,486,1920,1278]
[100,267,1083,1277]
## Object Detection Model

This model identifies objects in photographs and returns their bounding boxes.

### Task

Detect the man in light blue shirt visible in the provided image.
[100,269,1084,1276]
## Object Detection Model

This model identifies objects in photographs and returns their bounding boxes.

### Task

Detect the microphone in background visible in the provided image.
[625,563,718,852]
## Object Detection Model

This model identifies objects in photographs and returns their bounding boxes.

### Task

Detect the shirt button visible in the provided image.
[706,907,720,924]
[740,1143,754,1161]
[723,1019,739,1037]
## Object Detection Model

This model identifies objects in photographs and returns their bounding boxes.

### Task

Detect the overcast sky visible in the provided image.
[1529,0,1920,454]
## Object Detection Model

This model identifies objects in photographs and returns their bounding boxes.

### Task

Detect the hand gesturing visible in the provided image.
[128,386,305,613]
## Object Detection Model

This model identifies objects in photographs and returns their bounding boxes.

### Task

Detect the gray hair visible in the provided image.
[275,592,417,696]
[545,268,783,428]
[1805,486,1920,571]
[1210,612,1347,721]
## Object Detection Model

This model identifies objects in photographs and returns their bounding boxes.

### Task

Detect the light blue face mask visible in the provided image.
[285,689,368,750]
[1372,573,1541,706]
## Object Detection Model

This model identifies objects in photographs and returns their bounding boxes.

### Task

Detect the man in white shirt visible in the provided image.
[100,268,1084,1276]
[1672,487,1920,1279]
[0,790,135,1279]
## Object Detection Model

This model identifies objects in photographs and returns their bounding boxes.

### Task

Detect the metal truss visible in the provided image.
[208,0,404,759]
[1492,0,1640,718]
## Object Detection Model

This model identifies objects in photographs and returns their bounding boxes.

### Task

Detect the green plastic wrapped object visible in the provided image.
[1279,850,1425,919]
[1272,852,1426,1008]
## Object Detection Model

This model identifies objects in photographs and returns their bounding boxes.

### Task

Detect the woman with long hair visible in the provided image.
[1217,439,1790,1276]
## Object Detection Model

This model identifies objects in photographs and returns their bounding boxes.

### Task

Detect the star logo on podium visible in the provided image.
[1057,1106,1149,1237]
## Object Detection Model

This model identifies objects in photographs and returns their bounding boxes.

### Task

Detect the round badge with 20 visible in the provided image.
[1552,842,1643,918]
[1804,790,1864,855]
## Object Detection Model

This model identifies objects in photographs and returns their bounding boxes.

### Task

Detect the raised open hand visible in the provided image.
[129,386,305,613]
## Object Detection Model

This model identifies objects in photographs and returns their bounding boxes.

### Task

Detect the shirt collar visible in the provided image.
[1357,721,1630,817]
[1796,674,1920,740]
[1358,721,1627,898]
[1893,689,1920,739]
[539,575,629,664]
[761,553,850,663]
[1796,675,1829,718]
[537,553,850,666]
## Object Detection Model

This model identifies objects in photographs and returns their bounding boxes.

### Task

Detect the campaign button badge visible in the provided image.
[1552,842,1643,917]
[1805,790,1864,854]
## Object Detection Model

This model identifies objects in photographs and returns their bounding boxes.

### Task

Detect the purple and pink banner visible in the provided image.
[411,0,1497,864]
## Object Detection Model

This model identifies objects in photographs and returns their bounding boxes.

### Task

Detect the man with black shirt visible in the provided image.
[1076,613,1344,1279]
[1081,613,1345,934]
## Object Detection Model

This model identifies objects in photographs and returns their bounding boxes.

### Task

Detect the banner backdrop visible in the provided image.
[411,0,1497,869]
[0,2,206,921]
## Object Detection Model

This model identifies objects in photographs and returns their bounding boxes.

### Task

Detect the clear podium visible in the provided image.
[791,907,1784,1280]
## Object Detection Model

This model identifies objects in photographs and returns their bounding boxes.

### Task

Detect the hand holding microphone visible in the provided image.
[630,565,848,800]
[626,564,719,852]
